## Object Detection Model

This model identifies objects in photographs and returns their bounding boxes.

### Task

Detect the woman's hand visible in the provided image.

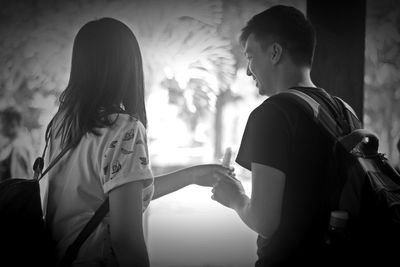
[190,164,234,187]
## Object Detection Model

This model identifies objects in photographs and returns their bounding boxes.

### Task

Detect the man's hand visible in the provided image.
[211,172,248,210]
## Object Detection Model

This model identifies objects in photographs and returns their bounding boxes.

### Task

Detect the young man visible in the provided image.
[212,5,344,266]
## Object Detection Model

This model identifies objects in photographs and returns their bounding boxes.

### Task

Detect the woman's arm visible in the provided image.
[152,164,230,200]
[109,180,149,267]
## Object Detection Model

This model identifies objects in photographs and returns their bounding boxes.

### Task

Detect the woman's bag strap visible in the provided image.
[59,198,110,267]
[32,118,74,181]
[37,143,73,181]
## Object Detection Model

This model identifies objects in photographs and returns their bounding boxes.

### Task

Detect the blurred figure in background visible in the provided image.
[0,106,34,181]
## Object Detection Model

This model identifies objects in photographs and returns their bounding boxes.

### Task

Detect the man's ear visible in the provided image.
[270,43,282,65]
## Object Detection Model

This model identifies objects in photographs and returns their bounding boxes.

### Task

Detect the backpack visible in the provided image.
[0,138,68,266]
[282,88,400,266]
[0,125,109,267]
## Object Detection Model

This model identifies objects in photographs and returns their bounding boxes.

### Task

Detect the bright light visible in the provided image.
[146,66,262,266]
[163,66,174,80]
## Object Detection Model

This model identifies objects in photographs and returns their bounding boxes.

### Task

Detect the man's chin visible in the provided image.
[258,87,267,96]
[258,86,276,96]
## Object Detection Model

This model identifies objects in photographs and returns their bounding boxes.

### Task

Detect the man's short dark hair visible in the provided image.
[240,5,316,67]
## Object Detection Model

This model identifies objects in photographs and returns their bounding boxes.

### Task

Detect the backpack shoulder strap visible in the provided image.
[334,97,362,131]
[335,97,358,121]
[33,118,74,181]
[282,90,374,154]
[59,198,110,267]
[281,89,344,141]
[34,144,73,181]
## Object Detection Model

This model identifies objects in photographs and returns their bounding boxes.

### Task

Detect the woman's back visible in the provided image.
[45,113,154,266]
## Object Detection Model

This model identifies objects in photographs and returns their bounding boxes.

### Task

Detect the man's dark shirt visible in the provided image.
[236,87,334,266]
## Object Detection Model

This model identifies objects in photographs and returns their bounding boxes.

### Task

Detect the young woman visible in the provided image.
[44,17,230,267]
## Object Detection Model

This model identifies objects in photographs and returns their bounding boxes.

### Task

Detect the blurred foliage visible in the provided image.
[0,0,238,154]
[365,0,400,163]
[0,0,300,158]
[1,0,399,166]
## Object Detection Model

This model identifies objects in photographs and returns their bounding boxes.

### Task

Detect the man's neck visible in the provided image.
[276,65,315,92]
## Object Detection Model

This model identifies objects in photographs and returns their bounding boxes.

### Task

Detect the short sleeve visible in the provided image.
[236,99,291,174]
[100,116,153,194]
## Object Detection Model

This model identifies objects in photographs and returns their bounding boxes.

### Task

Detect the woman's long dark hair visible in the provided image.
[50,17,147,148]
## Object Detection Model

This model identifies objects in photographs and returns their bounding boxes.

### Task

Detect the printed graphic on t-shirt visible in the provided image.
[123,128,135,141]
[111,160,121,175]
[103,122,151,183]
[139,157,148,165]
[121,148,134,155]
[109,140,118,148]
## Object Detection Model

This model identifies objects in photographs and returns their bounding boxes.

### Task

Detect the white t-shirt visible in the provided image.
[43,114,154,266]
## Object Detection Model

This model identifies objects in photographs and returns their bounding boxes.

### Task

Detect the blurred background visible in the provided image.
[1,0,399,266]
